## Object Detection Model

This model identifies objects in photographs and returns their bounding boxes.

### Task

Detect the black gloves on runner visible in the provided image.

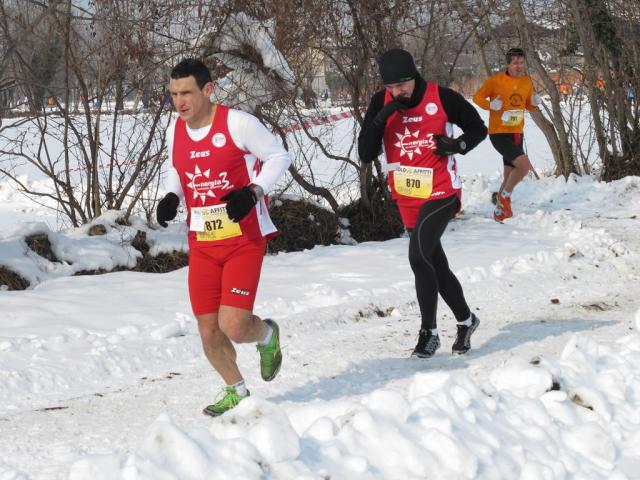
[434,135,466,156]
[156,192,179,228]
[221,186,258,222]
[371,100,406,128]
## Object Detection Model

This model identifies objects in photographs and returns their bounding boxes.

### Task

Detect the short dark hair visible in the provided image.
[506,47,525,63]
[170,59,212,89]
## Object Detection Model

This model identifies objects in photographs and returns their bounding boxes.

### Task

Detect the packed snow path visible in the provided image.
[1,176,639,479]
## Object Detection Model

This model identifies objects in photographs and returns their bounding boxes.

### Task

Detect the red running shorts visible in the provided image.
[188,237,267,315]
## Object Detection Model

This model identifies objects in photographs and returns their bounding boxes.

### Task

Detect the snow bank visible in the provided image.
[0,210,187,287]
[69,310,640,479]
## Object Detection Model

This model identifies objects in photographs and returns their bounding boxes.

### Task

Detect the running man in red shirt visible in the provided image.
[358,49,487,358]
[156,59,291,416]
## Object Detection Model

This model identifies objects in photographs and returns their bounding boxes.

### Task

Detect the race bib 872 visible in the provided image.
[190,205,242,241]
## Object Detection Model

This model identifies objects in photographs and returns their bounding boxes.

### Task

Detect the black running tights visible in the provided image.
[408,196,471,330]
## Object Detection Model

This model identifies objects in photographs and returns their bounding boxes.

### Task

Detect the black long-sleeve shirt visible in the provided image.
[358,75,487,163]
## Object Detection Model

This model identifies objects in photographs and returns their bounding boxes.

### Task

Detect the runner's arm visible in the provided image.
[357,90,386,163]
[228,110,291,194]
[440,86,488,154]
[163,120,184,200]
[525,78,538,111]
[472,80,492,110]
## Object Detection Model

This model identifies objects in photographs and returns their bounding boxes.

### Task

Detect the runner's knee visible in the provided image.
[514,155,531,172]
[408,237,432,270]
[408,245,422,270]
[218,310,252,342]
[197,315,223,343]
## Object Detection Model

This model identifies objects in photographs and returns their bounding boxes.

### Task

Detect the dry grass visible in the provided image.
[25,233,59,263]
[0,265,30,290]
[339,194,404,243]
[268,198,339,253]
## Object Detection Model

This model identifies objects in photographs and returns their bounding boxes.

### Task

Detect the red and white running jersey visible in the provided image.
[383,82,462,228]
[167,105,291,248]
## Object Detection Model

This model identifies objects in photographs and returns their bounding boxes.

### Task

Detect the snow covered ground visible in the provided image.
[1,110,640,479]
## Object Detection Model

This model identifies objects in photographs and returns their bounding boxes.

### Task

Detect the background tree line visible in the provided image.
[0,0,637,235]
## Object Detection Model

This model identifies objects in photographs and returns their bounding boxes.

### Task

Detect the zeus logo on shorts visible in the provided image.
[190,150,211,159]
[231,287,250,296]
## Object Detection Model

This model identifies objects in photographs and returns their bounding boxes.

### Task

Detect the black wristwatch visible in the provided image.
[249,183,264,200]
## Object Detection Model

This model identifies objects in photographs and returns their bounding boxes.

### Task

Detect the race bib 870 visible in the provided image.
[393,166,433,199]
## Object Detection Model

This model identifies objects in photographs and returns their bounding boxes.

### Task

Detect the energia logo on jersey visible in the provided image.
[185,165,234,204]
[393,128,436,160]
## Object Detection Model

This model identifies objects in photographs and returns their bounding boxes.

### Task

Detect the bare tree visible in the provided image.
[4,0,635,236]
[566,0,640,179]
[467,0,639,178]
[0,0,176,226]
[510,0,579,176]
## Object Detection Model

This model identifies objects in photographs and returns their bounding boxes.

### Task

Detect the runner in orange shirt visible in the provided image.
[473,47,540,222]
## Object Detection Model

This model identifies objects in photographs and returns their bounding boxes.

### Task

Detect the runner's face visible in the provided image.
[507,56,526,78]
[385,79,415,103]
[169,76,214,127]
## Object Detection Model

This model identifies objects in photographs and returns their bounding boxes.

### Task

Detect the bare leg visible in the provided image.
[196,312,242,385]
[197,307,269,385]
[499,164,514,193]
[503,154,531,193]
[218,305,268,344]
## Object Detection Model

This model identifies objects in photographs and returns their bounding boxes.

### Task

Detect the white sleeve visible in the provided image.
[163,119,184,199]
[227,109,291,194]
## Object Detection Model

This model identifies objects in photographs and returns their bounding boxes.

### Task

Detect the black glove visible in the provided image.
[220,186,258,222]
[371,100,406,128]
[156,192,179,228]
[434,134,466,156]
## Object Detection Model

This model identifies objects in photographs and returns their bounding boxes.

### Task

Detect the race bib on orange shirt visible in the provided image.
[394,166,433,199]
[501,109,525,127]
[190,205,242,241]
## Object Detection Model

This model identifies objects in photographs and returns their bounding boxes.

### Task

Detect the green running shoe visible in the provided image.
[256,319,282,381]
[202,387,249,417]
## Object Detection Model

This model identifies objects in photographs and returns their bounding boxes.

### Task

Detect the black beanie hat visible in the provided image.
[377,48,418,85]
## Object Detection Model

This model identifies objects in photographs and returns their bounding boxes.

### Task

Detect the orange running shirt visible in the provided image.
[473,71,536,134]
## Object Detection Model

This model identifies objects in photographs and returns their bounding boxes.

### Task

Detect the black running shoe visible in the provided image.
[411,329,441,358]
[452,314,480,355]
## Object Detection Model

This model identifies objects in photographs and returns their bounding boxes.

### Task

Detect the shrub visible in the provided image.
[268,197,339,253]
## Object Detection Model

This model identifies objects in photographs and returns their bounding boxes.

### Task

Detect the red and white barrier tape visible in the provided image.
[282,110,357,133]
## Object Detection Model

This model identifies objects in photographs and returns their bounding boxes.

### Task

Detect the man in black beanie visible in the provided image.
[358,48,487,359]
[377,48,418,85]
